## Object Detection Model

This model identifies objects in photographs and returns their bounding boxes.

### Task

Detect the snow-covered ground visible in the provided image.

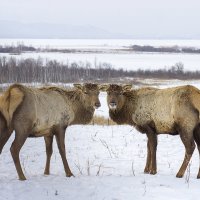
[1,39,200,49]
[1,80,200,200]
[1,39,200,71]
[0,125,200,200]
[1,51,200,71]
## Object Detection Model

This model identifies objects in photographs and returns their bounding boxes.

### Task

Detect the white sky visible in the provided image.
[0,0,200,38]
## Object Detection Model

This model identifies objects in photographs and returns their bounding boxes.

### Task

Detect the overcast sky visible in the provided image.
[0,0,200,38]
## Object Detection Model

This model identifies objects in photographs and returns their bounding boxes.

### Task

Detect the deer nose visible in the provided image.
[109,102,117,109]
[110,101,116,106]
[95,102,101,108]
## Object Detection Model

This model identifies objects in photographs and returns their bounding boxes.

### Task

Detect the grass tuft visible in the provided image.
[90,115,116,125]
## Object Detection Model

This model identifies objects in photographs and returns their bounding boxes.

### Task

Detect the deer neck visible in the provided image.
[109,98,134,125]
[71,100,95,125]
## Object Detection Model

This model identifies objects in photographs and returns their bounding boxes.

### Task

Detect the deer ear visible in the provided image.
[73,83,83,90]
[98,84,109,91]
[122,84,132,91]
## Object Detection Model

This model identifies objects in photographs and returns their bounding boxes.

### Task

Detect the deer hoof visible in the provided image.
[44,171,50,175]
[66,172,74,177]
[150,170,157,175]
[19,176,27,181]
[176,173,183,178]
[144,168,150,174]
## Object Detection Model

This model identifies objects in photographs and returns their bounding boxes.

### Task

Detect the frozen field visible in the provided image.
[1,39,200,49]
[1,39,200,71]
[1,80,200,200]
[0,125,200,200]
[1,51,200,71]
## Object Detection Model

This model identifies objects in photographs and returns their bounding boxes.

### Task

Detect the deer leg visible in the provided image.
[197,145,200,179]
[44,136,53,175]
[55,127,74,177]
[144,139,151,173]
[176,132,195,178]
[193,125,200,178]
[0,129,13,154]
[146,130,157,175]
[10,133,28,180]
[0,114,13,154]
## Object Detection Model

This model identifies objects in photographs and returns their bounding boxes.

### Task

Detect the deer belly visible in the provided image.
[33,110,70,135]
[155,121,175,133]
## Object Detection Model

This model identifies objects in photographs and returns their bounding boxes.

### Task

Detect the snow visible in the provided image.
[0,125,200,200]
[95,92,109,117]
[1,51,200,72]
[1,39,200,71]
[1,39,200,49]
[1,51,200,71]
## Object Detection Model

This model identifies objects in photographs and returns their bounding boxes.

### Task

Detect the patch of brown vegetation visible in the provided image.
[90,115,116,125]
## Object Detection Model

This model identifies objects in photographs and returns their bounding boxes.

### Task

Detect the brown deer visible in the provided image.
[0,83,102,180]
[101,84,200,178]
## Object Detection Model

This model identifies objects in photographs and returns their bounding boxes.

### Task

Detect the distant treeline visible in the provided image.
[131,45,200,54]
[1,44,200,54]
[0,57,200,84]
[0,45,36,53]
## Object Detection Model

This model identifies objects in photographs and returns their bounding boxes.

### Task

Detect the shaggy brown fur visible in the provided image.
[0,83,101,180]
[0,86,24,127]
[102,84,200,178]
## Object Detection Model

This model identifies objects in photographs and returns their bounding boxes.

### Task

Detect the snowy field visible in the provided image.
[0,126,200,200]
[1,51,200,71]
[1,39,200,71]
[1,39,200,49]
[1,80,200,199]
